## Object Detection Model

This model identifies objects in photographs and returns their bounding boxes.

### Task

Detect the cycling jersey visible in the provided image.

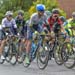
[48,16,63,31]
[15,16,25,28]
[63,21,68,26]
[2,18,17,28]
[28,13,48,39]
[29,13,48,32]
[15,16,26,36]
[29,13,48,25]
[1,18,17,35]
[65,18,75,36]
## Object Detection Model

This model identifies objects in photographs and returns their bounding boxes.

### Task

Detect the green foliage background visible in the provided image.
[0,0,66,23]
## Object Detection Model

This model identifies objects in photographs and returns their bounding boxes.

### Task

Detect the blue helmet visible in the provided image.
[36,4,45,11]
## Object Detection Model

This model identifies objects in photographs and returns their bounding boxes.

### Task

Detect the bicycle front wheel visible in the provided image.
[37,43,49,70]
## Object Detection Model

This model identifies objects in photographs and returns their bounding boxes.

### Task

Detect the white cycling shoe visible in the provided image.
[1,55,5,60]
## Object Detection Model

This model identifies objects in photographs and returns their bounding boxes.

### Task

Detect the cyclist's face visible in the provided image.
[52,14,59,20]
[18,15,23,20]
[7,15,13,21]
[38,11,44,16]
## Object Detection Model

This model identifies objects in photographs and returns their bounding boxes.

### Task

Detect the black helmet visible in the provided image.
[18,10,24,16]
[52,8,59,14]
[59,16,66,22]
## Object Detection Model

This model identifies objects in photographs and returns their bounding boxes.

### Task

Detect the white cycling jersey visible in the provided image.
[1,18,17,28]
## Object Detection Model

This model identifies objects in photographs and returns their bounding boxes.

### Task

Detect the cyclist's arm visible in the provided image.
[44,13,50,25]
[29,15,36,32]
[12,19,18,35]
[1,18,6,28]
[43,15,51,32]
[61,24,67,34]
[12,19,17,28]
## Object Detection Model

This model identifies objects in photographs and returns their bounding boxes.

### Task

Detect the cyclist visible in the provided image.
[59,16,68,26]
[24,4,49,66]
[15,10,31,63]
[65,12,75,36]
[0,11,17,60]
[45,9,69,58]
[65,12,75,50]
[15,10,26,36]
[47,8,68,38]
[47,8,69,49]
[0,25,5,59]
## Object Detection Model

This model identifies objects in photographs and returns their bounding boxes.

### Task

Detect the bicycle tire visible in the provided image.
[61,42,75,69]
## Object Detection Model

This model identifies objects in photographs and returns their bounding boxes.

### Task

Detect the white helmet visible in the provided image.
[5,11,13,16]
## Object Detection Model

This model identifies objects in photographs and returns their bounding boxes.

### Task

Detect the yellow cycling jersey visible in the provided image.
[64,18,75,36]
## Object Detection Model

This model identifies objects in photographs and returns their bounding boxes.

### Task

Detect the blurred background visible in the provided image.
[0,0,75,22]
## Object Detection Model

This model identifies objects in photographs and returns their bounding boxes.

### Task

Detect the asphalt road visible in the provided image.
[0,60,75,75]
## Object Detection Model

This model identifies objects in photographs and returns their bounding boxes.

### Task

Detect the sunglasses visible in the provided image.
[8,15,13,17]
[39,11,44,13]
[54,15,58,17]
[53,15,58,18]
[18,14,24,16]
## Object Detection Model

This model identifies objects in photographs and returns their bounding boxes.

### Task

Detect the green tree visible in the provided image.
[0,0,33,12]
[29,0,58,15]
[0,0,33,21]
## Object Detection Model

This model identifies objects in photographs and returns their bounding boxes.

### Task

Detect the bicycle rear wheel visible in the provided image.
[61,42,75,69]
[54,41,63,65]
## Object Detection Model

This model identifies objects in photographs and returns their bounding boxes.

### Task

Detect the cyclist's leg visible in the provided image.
[23,27,32,64]
[0,40,2,55]
[63,33,70,42]
[23,38,31,65]
[0,39,6,59]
